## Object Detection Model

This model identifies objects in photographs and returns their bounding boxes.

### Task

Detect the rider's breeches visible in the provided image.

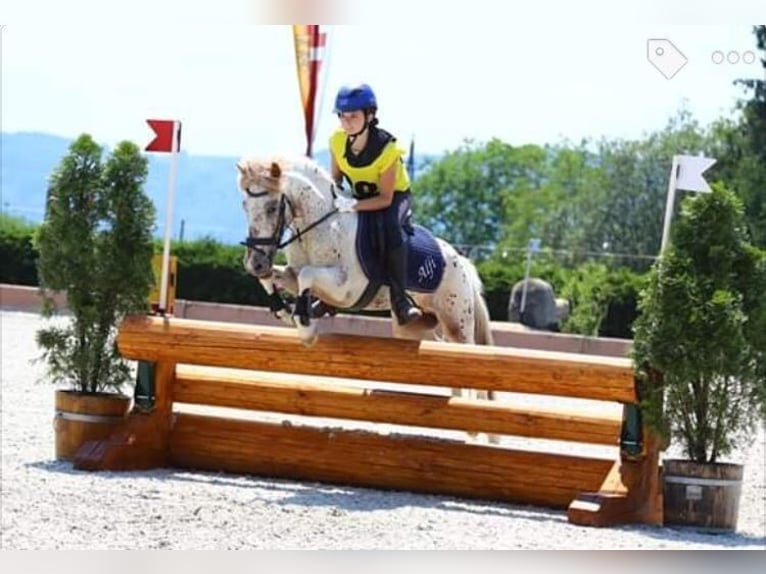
[375,190,412,251]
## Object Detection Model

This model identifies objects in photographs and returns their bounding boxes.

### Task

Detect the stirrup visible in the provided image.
[394,302,423,325]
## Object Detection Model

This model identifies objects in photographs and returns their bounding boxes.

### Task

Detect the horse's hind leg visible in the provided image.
[293,265,349,346]
[390,314,436,341]
[431,269,500,444]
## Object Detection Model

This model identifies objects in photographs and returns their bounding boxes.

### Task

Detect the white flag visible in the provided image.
[675,155,717,193]
[660,154,718,252]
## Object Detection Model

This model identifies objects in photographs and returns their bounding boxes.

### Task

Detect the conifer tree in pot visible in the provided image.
[632,184,766,532]
[35,134,156,461]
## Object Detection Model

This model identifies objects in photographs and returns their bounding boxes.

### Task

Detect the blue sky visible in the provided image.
[2,1,764,159]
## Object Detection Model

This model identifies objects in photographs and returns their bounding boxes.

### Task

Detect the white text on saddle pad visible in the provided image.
[418,256,437,284]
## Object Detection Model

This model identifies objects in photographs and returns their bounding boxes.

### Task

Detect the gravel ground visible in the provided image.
[1,310,764,549]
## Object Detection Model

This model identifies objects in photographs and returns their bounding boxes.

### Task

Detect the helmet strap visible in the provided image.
[347,110,376,140]
[348,126,367,141]
[348,122,369,142]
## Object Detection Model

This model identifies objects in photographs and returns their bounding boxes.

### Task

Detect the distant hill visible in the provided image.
[2,131,435,246]
[1,132,332,245]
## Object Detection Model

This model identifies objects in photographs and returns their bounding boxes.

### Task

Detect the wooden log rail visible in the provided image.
[116,315,638,402]
[72,315,662,528]
[174,365,623,445]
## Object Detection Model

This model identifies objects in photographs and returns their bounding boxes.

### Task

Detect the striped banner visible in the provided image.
[293,25,327,157]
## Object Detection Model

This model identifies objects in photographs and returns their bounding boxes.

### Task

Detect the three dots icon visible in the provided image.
[711,50,757,65]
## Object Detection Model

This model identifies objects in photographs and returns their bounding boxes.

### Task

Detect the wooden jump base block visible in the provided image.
[74,315,662,527]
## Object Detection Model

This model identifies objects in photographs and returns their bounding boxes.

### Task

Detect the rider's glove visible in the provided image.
[334,196,358,213]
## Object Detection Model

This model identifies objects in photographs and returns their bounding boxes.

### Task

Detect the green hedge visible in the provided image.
[0,214,39,286]
[1,215,644,338]
[168,238,272,307]
[477,254,644,338]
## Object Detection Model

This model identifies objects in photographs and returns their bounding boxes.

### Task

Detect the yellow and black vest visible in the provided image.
[329,127,410,199]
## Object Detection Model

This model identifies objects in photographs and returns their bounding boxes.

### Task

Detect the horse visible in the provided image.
[236,155,498,416]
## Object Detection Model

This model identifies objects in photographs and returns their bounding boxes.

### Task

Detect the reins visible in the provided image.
[240,183,342,251]
[277,208,339,249]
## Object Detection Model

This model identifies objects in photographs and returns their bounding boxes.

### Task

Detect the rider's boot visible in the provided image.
[387,243,423,325]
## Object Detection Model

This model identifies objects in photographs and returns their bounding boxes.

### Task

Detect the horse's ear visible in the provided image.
[270,161,282,179]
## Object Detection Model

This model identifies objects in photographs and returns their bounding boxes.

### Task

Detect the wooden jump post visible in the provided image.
[74,315,663,527]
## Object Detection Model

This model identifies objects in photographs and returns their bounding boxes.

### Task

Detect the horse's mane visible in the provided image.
[237,155,334,199]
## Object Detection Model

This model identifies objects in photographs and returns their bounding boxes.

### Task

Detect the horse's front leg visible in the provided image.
[293,265,348,346]
[272,265,299,296]
[256,273,296,327]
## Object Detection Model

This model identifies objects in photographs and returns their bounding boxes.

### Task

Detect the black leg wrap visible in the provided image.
[293,290,312,327]
[311,298,338,318]
[269,291,292,317]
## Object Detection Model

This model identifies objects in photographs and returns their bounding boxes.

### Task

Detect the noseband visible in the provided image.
[240,189,293,263]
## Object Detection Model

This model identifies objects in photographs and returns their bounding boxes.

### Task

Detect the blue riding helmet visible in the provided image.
[334,84,377,113]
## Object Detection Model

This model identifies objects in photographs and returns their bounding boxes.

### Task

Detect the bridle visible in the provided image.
[240,185,340,265]
[239,178,341,319]
[240,188,292,261]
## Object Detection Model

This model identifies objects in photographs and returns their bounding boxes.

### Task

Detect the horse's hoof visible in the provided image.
[276,310,296,327]
[398,312,438,331]
[297,326,318,347]
[416,312,438,330]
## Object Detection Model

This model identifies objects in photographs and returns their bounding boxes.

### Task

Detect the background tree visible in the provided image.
[416,105,749,272]
[501,142,605,256]
[413,139,530,256]
[632,184,766,462]
[589,109,713,265]
[501,109,714,269]
[724,25,766,247]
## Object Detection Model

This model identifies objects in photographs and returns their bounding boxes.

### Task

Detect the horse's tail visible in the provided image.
[461,256,494,347]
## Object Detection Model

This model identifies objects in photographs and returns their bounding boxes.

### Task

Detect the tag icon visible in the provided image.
[647,39,688,79]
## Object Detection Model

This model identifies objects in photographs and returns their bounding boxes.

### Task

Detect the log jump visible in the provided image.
[73,315,662,527]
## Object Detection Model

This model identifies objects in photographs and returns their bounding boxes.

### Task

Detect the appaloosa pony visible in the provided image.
[236,155,497,410]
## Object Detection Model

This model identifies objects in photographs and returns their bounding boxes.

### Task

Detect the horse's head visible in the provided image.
[237,158,293,278]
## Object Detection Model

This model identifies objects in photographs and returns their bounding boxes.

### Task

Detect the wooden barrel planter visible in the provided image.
[54,390,131,461]
[663,459,744,532]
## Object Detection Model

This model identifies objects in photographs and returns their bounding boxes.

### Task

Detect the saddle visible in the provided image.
[345,210,446,312]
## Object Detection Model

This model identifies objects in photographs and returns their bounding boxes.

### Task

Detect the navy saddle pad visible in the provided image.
[355,211,445,293]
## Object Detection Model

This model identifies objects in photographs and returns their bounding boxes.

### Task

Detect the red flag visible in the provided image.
[146,119,182,153]
[293,26,327,157]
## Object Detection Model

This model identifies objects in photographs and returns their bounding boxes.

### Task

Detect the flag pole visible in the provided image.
[407,136,415,182]
[520,247,533,314]
[159,121,181,314]
[312,26,330,156]
[660,155,680,254]
[520,238,541,314]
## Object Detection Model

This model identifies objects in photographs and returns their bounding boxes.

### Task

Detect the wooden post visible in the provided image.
[566,375,663,527]
[73,360,176,471]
